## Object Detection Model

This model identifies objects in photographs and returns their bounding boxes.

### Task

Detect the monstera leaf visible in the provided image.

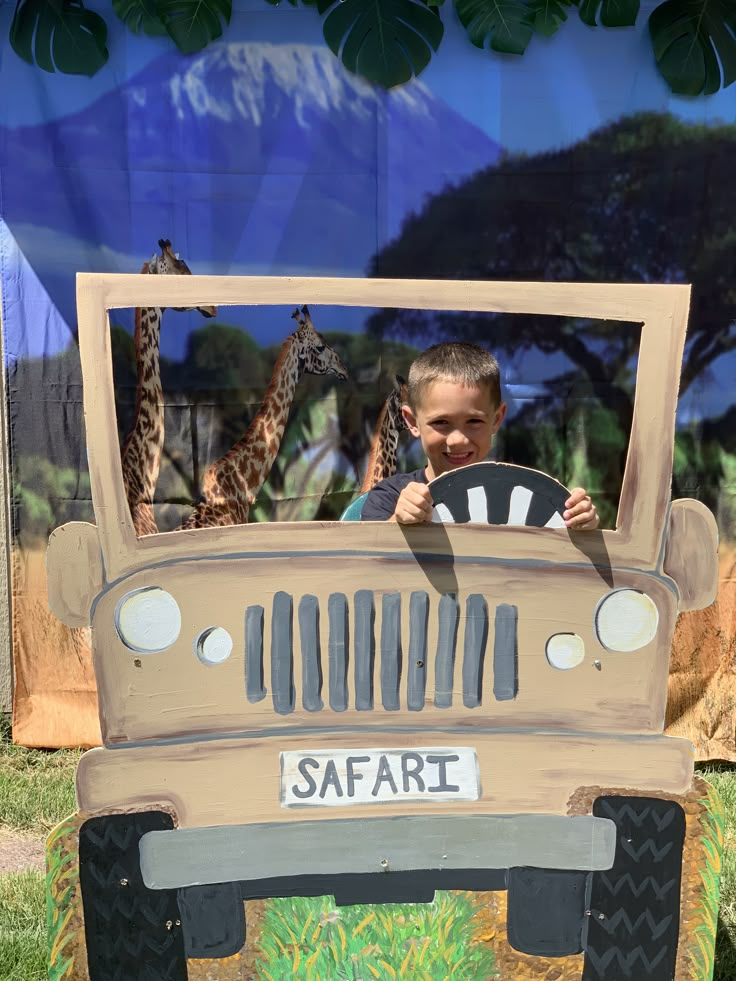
[527,0,575,35]
[113,0,168,36]
[319,0,444,87]
[157,0,232,54]
[454,0,534,54]
[10,0,108,75]
[578,0,639,26]
[649,0,736,94]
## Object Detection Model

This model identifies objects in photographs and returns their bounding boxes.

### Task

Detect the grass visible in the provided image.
[0,719,734,979]
[0,870,47,981]
[0,717,80,833]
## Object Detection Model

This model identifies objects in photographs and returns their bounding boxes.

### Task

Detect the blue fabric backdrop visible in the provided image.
[0,0,734,753]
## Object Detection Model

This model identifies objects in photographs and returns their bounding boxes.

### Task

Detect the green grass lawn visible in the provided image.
[0,722,79,834]
[1,717,734,980]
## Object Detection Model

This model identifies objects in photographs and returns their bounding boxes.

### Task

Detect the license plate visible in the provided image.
[281,747,480,807]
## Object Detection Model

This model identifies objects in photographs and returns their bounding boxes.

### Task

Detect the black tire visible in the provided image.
[428,461,570,527]
[79,811,188,981]
[582,796,685,980]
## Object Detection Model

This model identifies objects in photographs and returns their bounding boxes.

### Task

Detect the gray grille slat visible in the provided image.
[271,592,295,715]
[407,591,429,711]
[380,592,402,711]
[245,605,266,703]
[353,590,375,710]
[493,603,518,701]
[328,593,349,712]
[298,595,323,712]
[253,590,512,713]
[434,593,459,708]
[462,594,488,708]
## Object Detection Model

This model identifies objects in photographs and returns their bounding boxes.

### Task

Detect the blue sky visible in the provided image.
[1,0,733,145]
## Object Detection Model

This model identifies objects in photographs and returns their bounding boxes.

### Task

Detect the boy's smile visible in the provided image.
[403,380,507,481]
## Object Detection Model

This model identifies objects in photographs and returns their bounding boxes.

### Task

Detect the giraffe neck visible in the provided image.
[121,297,165,508]
[206,336,301,503]
[361,402,400,492]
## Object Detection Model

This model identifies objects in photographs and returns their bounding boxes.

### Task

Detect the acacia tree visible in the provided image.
[367,112,736,509]
[369,112,736,415]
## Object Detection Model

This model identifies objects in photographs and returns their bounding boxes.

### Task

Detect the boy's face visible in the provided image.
[403,379,507,481]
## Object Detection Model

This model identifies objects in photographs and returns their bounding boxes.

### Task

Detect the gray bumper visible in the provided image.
[140,813,616,890]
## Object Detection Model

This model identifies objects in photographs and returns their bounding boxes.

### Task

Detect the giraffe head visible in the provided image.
[146,239,217,319]
[387,373,409,433]
[290,305,348,380]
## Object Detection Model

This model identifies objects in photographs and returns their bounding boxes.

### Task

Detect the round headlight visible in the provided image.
[546,633,585,670]
[595,589,658,652]
[115,587,181,653]
[194,626,233,665]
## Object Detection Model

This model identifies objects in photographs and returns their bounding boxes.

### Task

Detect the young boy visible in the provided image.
[361,342,599,529]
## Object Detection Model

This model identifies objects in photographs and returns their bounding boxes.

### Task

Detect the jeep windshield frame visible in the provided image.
[76,275,690,582]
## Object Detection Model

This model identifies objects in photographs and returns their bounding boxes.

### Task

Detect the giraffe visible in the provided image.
[360,374,409,492]
[121,239,216,536]
[180,305,348,529]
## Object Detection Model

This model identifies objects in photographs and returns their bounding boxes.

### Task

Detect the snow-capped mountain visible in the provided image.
[0,42,500,328]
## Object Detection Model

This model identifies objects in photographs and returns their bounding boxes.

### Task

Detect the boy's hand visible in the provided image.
[392,482,434,524]
[563,487,599,530]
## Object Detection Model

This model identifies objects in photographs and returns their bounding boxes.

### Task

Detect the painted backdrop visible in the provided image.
[0,0,734,756]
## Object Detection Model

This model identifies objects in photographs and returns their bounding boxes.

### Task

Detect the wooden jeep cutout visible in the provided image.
[46,277,722,981]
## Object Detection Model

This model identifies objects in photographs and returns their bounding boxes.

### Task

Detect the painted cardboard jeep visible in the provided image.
[47,277,722,980]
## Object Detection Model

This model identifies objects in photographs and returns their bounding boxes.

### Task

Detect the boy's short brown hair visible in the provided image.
[406,342,502,410]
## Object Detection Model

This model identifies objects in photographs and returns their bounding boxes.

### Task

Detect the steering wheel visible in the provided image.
[428,462,570,527]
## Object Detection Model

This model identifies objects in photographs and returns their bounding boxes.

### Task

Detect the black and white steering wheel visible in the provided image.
[428,462,570,528]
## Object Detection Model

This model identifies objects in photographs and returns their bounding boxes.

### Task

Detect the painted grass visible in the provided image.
[701,766,736,981]
[687,778,726,981]
[46,816,80,981]
[254,892,497,980]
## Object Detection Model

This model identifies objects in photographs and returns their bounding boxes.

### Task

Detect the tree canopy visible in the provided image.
[367,112,736,518]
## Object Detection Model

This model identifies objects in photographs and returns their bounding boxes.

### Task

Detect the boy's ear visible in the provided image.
[492,401,508,433]
[402,403,420,437]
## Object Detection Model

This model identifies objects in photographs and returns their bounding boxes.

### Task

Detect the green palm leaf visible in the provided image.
[157,0,232,55]
[649,0,736,94]
[10,0,108,76]
[113,0,168,36]
[578,0,639,26]
[319,0,444,87]
[454,0,534,54]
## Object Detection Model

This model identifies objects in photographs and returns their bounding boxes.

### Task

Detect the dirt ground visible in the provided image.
[0,828,44,875]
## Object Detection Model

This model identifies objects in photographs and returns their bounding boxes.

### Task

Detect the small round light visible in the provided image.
[195,627,233,665]
[115,587,181,653]
[595,589,659,652]
[546,633,585,670]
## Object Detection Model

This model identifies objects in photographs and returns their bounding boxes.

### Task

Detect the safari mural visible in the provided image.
[0,1,734,977]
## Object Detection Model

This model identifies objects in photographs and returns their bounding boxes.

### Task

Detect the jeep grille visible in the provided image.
[245,591,518,715]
